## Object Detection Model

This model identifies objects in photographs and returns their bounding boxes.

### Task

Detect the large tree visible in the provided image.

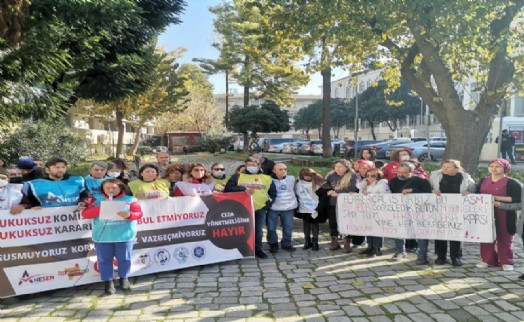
[210,1,308,108]
[269,0,524,174]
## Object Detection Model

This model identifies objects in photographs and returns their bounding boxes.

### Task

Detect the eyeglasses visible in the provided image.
[192,168,206,172]
[213,168,225,171]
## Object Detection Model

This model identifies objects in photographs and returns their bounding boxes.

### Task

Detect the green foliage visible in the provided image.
[0,120,86,165]
[201,132,237,153]
[228,100,290,135]
[0,0,187,122]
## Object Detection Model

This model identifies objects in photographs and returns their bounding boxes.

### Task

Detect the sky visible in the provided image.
[156,1,347,95]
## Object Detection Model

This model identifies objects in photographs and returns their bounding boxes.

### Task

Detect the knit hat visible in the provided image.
[0,167,9,177]
[17,157,35,170]
[490,158,512,174]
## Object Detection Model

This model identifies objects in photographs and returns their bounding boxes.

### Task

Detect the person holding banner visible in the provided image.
[295,168,330,251]
[0,168,25,213]
[356,168,390,257]
[428,159,475,267]
[389,162,432,262]
[18,157,88,210]
[211,163,229,193]
[128,164,170,200]
[325,159,358,252]
[477,158,522,272]
[81,179,143,295]
[174,163,215,196]
[225,157,276,259]
[162,163,186,195]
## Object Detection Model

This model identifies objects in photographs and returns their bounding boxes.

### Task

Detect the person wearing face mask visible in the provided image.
[6,166,23,184]
[295,168,330,251]
[210,163,229,193]
[388,162,431,262]
[427,159,475,267]
[225,157,277,259]
[383,149,412,183]
[84,161,109,201]
[173,163,214,196]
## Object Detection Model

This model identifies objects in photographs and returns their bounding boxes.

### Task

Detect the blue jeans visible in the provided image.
[254,209,267,252]
[394,239,405,254]
[95,241,134,281]
[417,239,429,259]
[267,209,294,248]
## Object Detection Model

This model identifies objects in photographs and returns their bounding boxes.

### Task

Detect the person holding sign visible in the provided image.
[389,162,432,262]
[174,163,215,196]
[325,159,359,252]
[356,168,391,257]
[295,168,330,251]
[81,179,143,295]
[428,159,475,267]
[476,158,522,272]
[225,157,276,259]
[211,163,229,193]
[128,164,170,200]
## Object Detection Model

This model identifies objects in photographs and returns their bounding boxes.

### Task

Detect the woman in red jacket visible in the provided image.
[82,179,143,295]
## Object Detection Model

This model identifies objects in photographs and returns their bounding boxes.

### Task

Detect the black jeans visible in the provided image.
[501,147,516,164]
[435,240,462,259]
[327,205,338,237]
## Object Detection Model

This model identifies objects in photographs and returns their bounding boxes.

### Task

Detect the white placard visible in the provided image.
[99,201,128,221]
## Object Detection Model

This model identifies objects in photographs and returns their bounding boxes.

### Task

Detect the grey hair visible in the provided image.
[90,161,108,169]
[398,162,415,172]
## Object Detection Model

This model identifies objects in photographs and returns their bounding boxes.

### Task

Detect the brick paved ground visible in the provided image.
[1,221,524,322]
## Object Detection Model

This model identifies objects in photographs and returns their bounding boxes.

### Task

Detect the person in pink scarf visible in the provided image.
[476,158,522,272]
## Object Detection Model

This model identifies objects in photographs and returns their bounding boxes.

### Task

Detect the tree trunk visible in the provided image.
[438,104,494,176]
[225,70,229,130]
[127,125,142,156]
[243,56,250,108]
[305,129,310,140]
[115,110,125,158]
[242,132,249,152]
[369,120,377,140]
[321,67,332,157]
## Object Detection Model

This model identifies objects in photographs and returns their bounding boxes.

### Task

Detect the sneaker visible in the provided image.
[119,278,131,291]
[390,253,406,261]
[255,250,268,259]
[367,248,382,257]
[502,265,514,271]
[282,245,296,252]
[406,247,418,254]
[476,262,489,268]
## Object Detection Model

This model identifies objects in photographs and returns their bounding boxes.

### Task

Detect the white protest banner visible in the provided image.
[336,193,495,242]
[0,192,254,298]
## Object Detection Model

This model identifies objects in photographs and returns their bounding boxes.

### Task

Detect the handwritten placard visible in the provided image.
[336,193,495,242]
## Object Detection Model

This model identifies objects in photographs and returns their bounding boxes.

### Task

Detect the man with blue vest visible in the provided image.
[225,157,276,259]
[84,161,109,200]
[20,157,87,209]
[267,163,298,253]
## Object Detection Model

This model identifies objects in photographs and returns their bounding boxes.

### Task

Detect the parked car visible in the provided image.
[386,141,447,161]
[298,140,321,155]
[264,138,296,152]
[363,139,411,159]
[282,140,309,154]
[153,146,168,153]
[313,139,346,156]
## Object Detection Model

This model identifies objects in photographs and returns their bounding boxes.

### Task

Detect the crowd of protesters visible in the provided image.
[1,149,523,295]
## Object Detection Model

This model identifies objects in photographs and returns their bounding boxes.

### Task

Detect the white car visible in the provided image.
[313,140,346,155]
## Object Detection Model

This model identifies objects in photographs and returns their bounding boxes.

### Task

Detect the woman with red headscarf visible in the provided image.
[476,158,522,272]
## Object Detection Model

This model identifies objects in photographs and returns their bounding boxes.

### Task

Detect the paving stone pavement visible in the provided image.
[1,219,524,322]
